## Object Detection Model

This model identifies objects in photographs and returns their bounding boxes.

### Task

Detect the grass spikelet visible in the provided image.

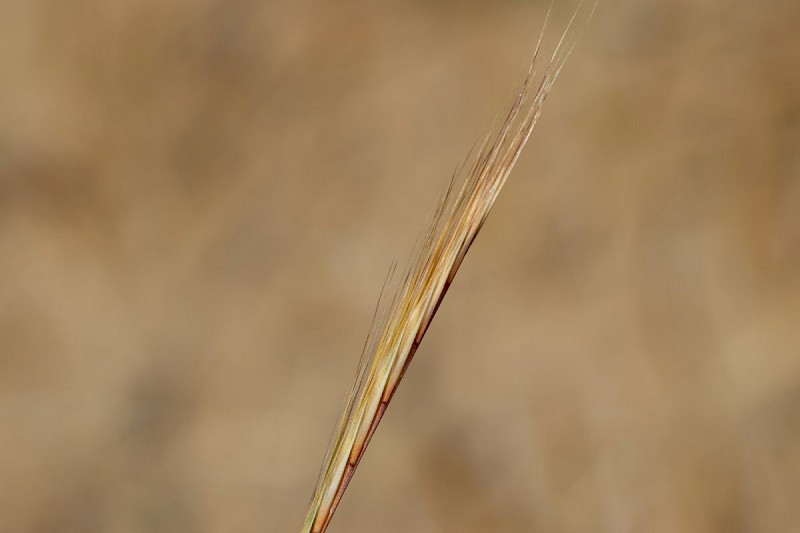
[301,4,594,532]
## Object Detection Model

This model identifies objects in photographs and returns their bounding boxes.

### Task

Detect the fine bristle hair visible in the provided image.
[300,4,595,532]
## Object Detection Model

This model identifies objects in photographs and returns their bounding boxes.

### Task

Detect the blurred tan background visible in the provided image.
[1,1,799,532]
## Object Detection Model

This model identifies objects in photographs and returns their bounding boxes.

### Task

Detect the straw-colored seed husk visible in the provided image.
[300,5,594,532]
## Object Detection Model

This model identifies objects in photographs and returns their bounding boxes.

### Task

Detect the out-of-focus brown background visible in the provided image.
[1,1,799,532]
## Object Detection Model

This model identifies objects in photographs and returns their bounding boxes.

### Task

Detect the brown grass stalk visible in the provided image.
[300,5,594,532]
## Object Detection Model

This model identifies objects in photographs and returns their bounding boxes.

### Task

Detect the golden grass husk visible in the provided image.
[300,5,594,532]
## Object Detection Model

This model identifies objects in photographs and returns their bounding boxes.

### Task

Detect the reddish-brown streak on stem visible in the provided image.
[317,273,452,529]
[389,267,457,402]
[320,400,389,533]
[319,464,356,533]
